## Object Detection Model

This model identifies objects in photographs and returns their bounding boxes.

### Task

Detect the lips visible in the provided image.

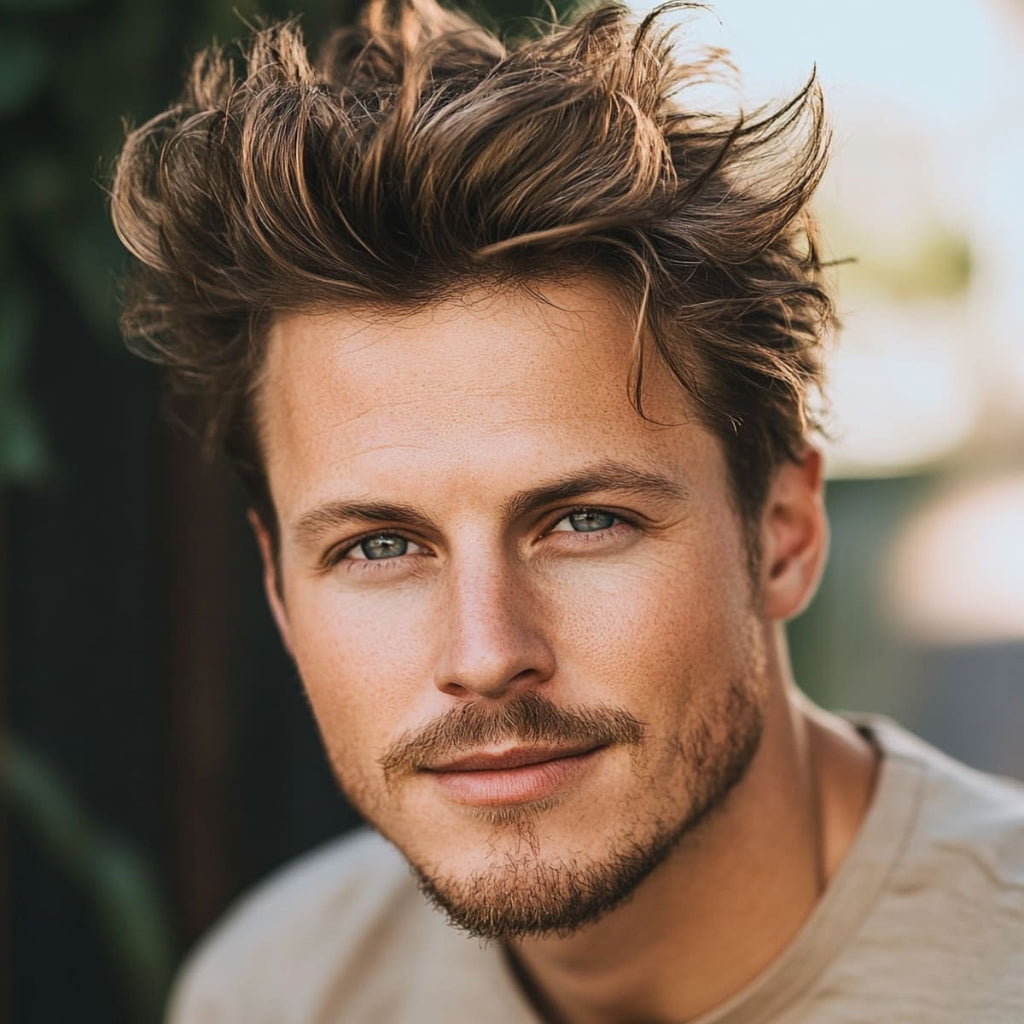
[426,743,603,773]
[422,744,606,806]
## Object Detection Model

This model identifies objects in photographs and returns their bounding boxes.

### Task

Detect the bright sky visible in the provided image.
[635,0,1011,125]
[633,0,1024,476]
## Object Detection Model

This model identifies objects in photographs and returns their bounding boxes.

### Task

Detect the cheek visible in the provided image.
[283,584,438,775]
[548,534,754,705]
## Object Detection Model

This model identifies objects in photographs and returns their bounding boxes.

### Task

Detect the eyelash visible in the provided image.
[546,506,637,541]
[324,506,637,572]
[325,533,425,572]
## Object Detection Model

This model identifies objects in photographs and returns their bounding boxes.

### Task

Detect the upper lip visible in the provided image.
[425,744,603,773]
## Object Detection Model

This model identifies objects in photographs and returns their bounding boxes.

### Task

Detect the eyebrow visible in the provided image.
[501,460,689,520]
[292,500,435,547]
[290,460,689,548]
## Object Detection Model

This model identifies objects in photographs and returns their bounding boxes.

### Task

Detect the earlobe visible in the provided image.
[248,509,295,657]
[760,448,829,621]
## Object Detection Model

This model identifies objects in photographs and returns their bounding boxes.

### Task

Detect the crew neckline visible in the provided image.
[680,716,927,1024]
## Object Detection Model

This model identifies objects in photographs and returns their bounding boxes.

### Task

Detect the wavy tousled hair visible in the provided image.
[111,0,834,547]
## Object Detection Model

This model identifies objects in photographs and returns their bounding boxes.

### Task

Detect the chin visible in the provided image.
[399,703,765,940]
[408,819,683,940]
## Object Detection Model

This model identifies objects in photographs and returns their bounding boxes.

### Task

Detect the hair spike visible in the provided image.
[111,0,834,536]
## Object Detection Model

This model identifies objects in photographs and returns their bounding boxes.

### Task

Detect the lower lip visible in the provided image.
[426,748,604,807]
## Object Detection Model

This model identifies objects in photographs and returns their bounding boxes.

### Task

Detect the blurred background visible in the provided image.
[2,0,1022,1020]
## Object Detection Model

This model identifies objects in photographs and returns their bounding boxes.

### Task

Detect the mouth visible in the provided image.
[421,743,607,806]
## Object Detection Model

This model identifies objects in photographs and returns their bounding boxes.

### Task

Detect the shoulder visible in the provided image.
[867,716,1024,890]
[858,717,1024,999]
[803,718,1024,1018]
[166,828,429,1022]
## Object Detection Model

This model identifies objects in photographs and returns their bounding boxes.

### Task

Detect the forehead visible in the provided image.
[258,278,715,523]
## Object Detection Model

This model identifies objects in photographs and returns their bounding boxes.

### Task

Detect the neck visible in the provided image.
[507,665,877,1024]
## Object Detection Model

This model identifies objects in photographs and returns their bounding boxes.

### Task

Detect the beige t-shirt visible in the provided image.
[168,719,1024,1023]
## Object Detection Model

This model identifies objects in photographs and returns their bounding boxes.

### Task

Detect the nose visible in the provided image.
[433,553,556,700]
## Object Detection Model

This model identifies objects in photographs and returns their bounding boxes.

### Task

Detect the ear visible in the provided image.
[248,509,294,657]
[759,448,829,621]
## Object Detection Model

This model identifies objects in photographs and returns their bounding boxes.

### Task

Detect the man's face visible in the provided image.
[258,279,770,938]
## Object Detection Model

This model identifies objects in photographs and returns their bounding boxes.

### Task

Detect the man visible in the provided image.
[111,1,1024,1020]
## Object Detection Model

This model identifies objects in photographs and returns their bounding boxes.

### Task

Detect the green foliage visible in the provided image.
[5,734,175,1022]
[0,32,49,115]
[0,285,52,483]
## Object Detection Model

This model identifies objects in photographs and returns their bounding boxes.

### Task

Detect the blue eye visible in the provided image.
[552,509,619,533]
[351,534,410,560]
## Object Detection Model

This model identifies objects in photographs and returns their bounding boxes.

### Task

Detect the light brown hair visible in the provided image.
[111,0,834,546]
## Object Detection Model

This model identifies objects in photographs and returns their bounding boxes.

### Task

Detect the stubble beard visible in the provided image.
[366,677,766,942]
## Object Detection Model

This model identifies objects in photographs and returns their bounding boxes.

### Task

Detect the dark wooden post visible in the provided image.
[158,427,237,944]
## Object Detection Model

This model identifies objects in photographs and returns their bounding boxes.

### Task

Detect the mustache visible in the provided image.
[378,691,645,780]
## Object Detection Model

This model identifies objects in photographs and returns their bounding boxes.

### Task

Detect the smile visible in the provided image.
[422,744,606,806]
